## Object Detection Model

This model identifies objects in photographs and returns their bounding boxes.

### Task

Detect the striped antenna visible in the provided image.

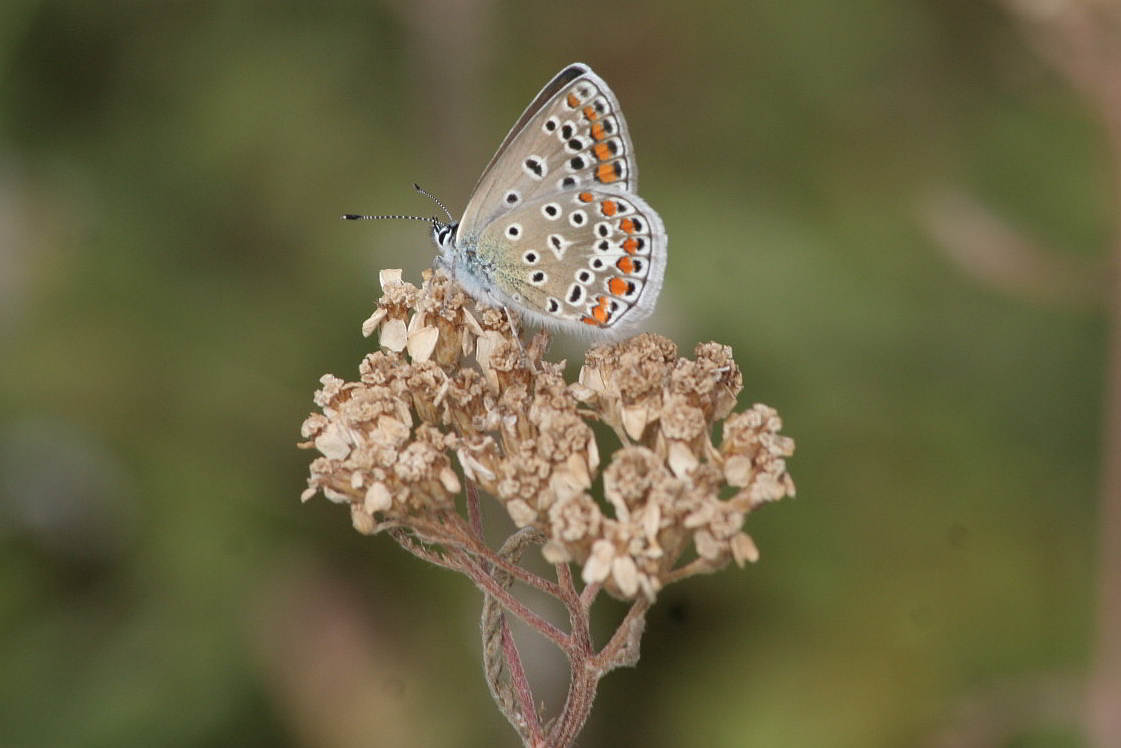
[341,213,434,222]
[341,183,453,224]
[411,183,454,222]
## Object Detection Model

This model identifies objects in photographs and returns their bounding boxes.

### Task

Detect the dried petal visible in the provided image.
[731,532,759,566]
[351,504,376,534]
[461,307,485,336]
[457,447,496,483]
[364,482,392,513]
[378,268,403,290]
[407,325,440,362]
[314,422,352,460]
[439,467,461,493]
[667,440,699,477]
[694,529,721,560]
[611,555,639,598]
[379,318,408,352]
[541,540,571,563]
[506,498,538,527]
[582,539,615,584]
[362,307,388,337]
[621,405,649,441]
[723,454,753,487]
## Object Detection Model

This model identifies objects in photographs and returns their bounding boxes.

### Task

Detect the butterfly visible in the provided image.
[347,63,667,339]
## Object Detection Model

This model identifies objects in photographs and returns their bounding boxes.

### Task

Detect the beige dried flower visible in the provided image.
[301,269,795,595]
[298,269,796,746]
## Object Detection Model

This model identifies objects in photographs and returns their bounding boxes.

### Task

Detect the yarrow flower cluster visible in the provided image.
[298,268,795,746]
[300,269,794,600]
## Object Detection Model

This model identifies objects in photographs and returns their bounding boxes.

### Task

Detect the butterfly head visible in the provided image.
[343,183,458,246]
[431,219,457,249]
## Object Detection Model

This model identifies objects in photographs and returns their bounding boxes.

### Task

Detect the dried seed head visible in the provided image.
[300,270,796,599]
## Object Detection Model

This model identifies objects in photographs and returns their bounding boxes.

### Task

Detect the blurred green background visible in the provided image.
[0,1,1113,746]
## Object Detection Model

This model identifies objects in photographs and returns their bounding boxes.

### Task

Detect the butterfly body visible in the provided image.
[426,63,668,338]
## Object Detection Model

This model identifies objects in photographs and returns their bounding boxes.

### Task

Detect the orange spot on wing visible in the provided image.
[593,296,611,323]
[593,143,613,161]
[566,93,581,108]
[622,237,639,254]
[616,256,635,274]
[595,162,620,183]
[608,277,628,296]
[590,122,607,141]
[578,191,595,203]
[583,105,598,121]
[601,200,618,216]
[620,218,637,234]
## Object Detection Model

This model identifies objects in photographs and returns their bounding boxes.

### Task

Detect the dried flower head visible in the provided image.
[298,268,796,746]
[299,269,795,601]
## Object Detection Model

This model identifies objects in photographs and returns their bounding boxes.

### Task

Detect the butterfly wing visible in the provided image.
[472,187,666,336]
[457,63,640,236]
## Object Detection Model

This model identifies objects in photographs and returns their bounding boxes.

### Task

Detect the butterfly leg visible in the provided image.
[502,305,532,365]
[527,328,552,371]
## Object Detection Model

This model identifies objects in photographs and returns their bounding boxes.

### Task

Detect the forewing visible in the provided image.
[458,63,639,235]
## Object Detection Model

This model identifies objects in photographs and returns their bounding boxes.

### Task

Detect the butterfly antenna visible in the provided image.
[412,183,454,223]
[340,213,436,224]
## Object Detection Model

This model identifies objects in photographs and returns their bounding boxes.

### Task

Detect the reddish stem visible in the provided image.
[405,514,564,597]
[449,547,570,648]
[466,476,484,540]
[501,622,542,740]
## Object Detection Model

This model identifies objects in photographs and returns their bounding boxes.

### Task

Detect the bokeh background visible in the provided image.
[1,1,1118,746]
